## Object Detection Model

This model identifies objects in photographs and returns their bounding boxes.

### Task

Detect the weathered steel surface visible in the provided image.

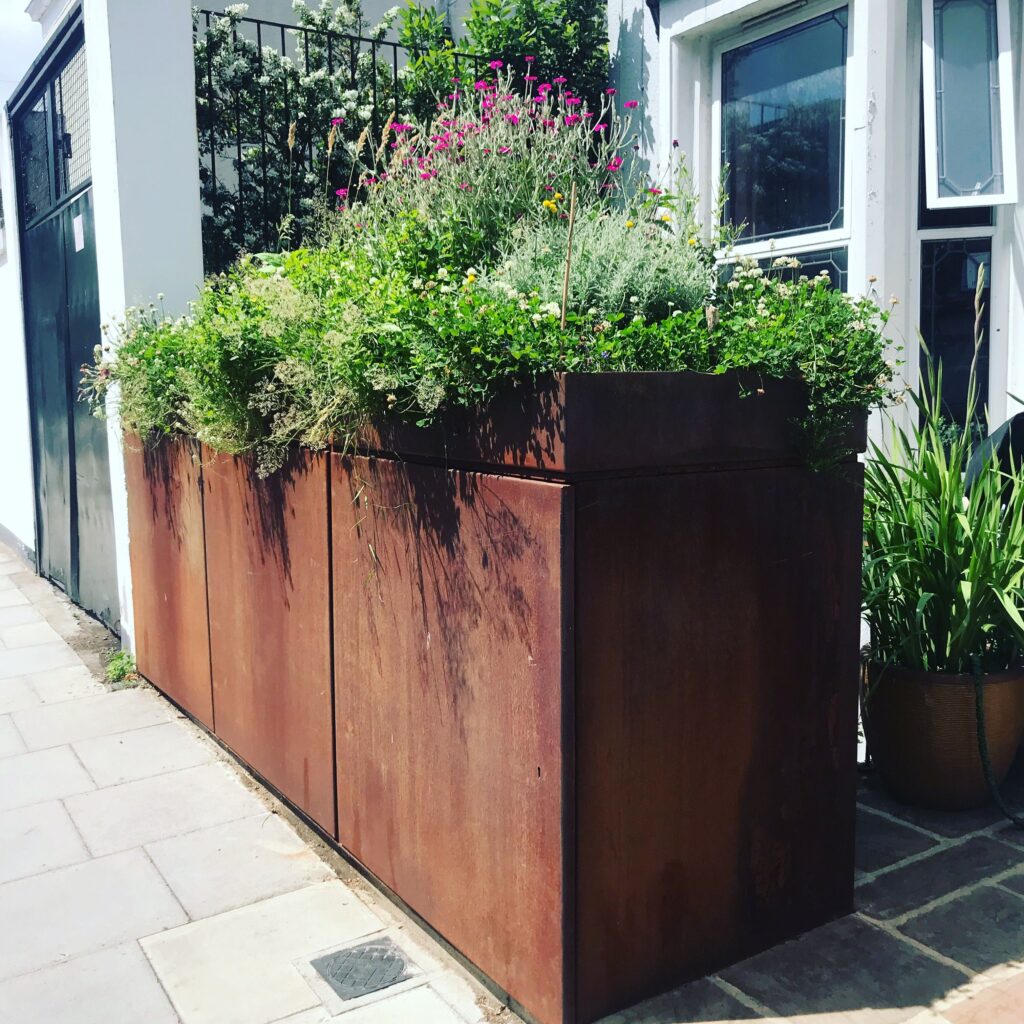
[204,447,335,834]
[361,371,841,478]
[123,435,213,727]
[332,454,570,1024]
[572,461,864,1022]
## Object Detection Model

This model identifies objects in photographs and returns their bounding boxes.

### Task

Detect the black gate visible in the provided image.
[9,13,119,630]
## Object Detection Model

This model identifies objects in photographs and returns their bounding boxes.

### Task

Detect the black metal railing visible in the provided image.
[194,8,485,273]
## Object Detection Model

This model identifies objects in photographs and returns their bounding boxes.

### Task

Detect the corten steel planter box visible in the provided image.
[331,372,865,1024]
[123,435,214,728]
[202,447,336,835]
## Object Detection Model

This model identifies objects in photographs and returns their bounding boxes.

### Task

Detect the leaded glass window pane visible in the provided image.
[721,8,847,242]
[919,239,991,426]
[930,0,1004,200]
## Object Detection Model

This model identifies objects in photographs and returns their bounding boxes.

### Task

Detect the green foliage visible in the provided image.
[863,273,1024,674]
[88,72,892,478]
[106,650,139,685]
[398,0,610,113]
[488,210,715,322]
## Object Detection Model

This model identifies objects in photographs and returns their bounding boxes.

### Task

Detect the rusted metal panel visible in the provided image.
[123,435,213,727]
[572,461,864,1022]
[332,454,571,1024]
[361,371,843,478]
[203,447,335,835]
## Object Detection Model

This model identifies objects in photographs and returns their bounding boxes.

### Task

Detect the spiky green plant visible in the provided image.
[863,267,1024,675]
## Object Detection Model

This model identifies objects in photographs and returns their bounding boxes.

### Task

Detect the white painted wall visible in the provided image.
[83,0,206,650]
[0,3,43,553]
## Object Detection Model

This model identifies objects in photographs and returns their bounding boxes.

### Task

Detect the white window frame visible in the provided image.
[921,0,1018,209]
[908,102,1008,425]
[709,0,855,267]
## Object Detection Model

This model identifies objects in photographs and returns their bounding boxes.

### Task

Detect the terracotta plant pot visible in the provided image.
[865,662,1024,810]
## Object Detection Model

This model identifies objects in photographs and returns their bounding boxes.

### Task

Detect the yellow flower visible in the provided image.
[661,214,672,223]
[625,220,635,229]
[554,192,564,201]
[542,199,558,213]
[687,237,697,246]
[466,272,477,284]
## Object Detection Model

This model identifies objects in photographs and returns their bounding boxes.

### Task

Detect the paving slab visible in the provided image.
[12,687,176,749]
[0,588,30,608]
[1,620,65,649]
[29,664,105,704]
[73,720,216,788]
[0,713,26,757]
[0,848,187,980]
[0,604,44,628]
[1000,872,1024,896]
[64,761,265,856]
[0,745,95,811]
[0,941,179,1024]
[856,838,1023,921]
[0,800,91,884]
[897,884,1024,973]
[944,973,1024,1024]
[856,807,940,876]
[326,985,466,1023]
[858,770,1024,839]
[595,977,768,1022]
[0,674,41,714]
[142,881,382,1024]
[146,811,335,920]
[0,641,83,680]
[718,915,966,1024]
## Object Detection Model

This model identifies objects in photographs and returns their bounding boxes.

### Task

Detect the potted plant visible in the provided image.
[862,269,1024,811]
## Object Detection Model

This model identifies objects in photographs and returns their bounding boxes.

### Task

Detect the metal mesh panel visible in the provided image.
[15,94,52,223]
[54,43,91,197]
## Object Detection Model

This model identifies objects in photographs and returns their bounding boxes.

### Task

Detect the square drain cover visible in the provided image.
[310,937,411,1001]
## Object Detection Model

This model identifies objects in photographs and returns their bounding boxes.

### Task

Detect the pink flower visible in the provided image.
[331,116,345,125]
[451,76,460,82]
[506,113,520,125]
[553,76,567,84]
[498,145,511,154]
[648,187,662,195]
[474,80,489,91]
[524,74,537,82]
[489,59,503,69]
[605,88,616,95]
[335,188,348,197]
[607,156,623,171]
[538,83,552,93]
[593,122,608,133]
[524,55,535,63]
[624,100,639,109]
[420,170,437,180]
[459,182,472,190]
[565,96,581,106]
[565,114,581,126]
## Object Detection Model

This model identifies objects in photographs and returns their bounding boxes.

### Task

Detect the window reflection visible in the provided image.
[919,239,991,426]
[722,9,847,242]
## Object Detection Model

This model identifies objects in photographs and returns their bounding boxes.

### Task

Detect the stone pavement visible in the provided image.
[3,537,1024,1024]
